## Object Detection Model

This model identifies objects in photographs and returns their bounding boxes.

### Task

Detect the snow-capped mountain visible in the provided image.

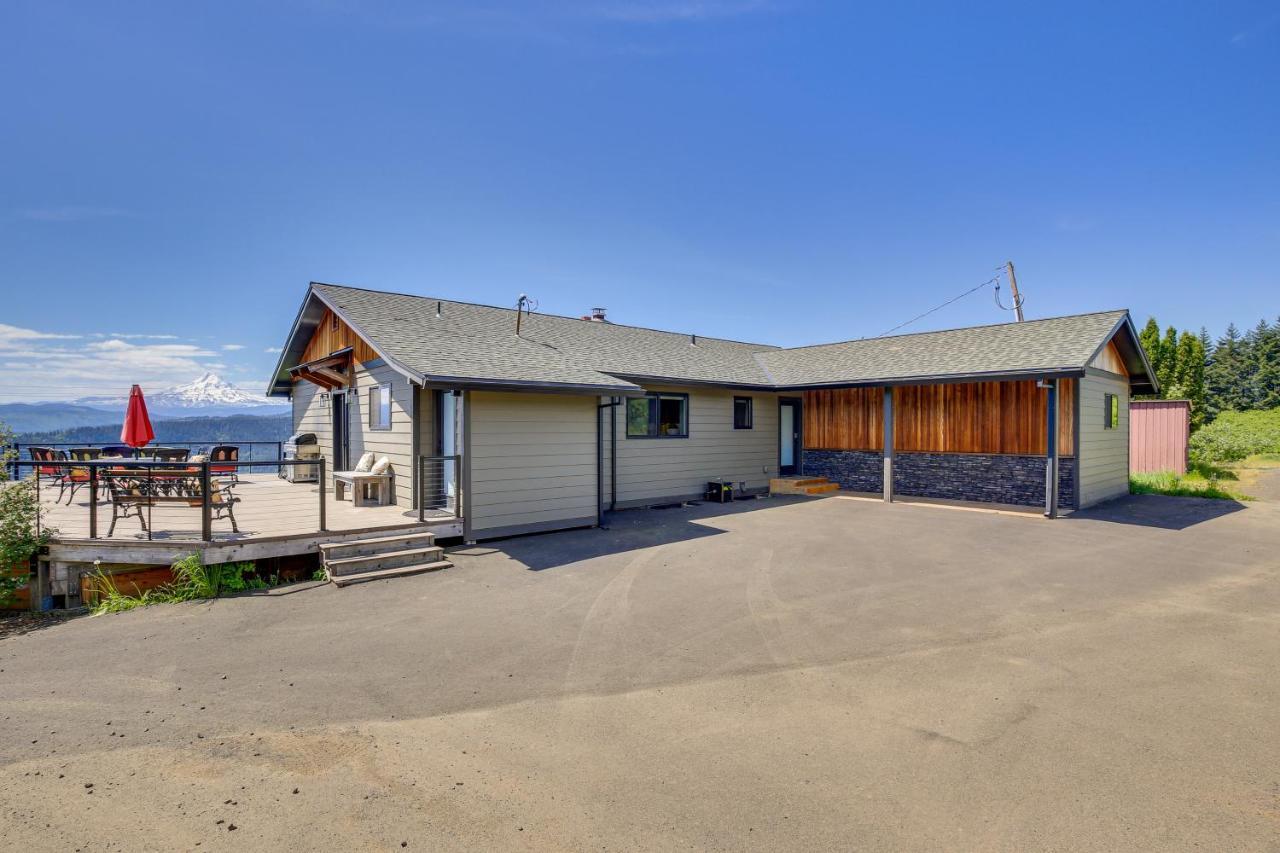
[74,373,288,418]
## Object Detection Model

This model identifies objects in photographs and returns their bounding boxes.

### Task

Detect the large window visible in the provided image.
[369,382,392,430]
[1103,393,1119,429]
[627,393,688,438]
[733,396,753,429]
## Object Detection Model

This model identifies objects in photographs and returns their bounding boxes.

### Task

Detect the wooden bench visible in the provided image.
[333,470,393,507]
[104,471,240,537]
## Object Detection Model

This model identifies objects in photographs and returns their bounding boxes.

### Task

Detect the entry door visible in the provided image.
[331,391,349,471]
[779,400,801,475]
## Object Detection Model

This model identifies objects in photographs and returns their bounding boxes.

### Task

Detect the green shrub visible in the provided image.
[0,479,53,607]
[1189,407,1280,466]
[91,556,272,615]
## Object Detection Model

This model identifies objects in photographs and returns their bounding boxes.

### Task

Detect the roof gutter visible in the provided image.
[772,366,1084,392]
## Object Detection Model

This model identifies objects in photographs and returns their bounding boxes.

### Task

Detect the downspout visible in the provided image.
[610,396,618,511]
[597,397,621,526]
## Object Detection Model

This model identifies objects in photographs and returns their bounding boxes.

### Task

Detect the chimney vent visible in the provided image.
[586,307,607,323]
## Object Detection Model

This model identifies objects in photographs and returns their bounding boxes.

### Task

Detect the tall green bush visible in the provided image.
[0,479,51,606]
[1189,407,1280,466]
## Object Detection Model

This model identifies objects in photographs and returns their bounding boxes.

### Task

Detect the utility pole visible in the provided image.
[1005,261,1025,322]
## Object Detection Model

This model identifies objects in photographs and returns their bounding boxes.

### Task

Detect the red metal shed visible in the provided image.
[1130,399,1190,474]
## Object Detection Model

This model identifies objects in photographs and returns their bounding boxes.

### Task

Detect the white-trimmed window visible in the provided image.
[369,382,392,430]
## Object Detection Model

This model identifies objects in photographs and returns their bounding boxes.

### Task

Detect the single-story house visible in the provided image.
[268,282,1156,541]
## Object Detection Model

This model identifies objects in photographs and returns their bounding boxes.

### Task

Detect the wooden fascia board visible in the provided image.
[307,285,425,387]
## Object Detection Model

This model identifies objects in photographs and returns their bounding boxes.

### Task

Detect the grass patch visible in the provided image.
[1129,470,1252,501]
[89,555,284,616]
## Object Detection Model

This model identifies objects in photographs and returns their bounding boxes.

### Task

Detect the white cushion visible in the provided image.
[370,456,391,475]
[354,451,376,472]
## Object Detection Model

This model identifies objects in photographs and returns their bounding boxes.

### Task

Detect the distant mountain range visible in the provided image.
[15,413,291,449]
[73,372,287,418]
[1,373,287,434]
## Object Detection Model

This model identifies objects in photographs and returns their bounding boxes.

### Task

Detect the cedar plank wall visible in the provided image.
[804,379,1075,456]
[300,307,380,365]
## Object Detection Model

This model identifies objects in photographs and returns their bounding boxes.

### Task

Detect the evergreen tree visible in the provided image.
[1206,323,1248,418]
[1137,317,1163,401]
[1157,325,1179,392]
[1172,331,1207,427]
[1254,318,1280,410]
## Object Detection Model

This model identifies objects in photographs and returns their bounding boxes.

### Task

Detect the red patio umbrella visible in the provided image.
[121,384,155,448]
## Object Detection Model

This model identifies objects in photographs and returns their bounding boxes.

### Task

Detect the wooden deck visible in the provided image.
[38,473,461,566]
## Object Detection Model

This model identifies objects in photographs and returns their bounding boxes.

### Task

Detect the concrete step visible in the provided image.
[318,531,437,560]
[330,560,454,587]
[325,545,446,577]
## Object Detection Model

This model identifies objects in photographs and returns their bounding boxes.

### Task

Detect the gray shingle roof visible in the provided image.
[277,284,1143,394]
[311,283,778,391]
[757,310,1131,387]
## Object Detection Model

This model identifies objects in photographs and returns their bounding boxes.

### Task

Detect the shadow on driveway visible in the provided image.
[451,495,811,571]
[1067,493,1247,530]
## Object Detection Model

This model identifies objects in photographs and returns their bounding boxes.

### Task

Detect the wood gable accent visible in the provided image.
[298,307,380,373]
[804,379,1075,456]
[1090,340,1129,376]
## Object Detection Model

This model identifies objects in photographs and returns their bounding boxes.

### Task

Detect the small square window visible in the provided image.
[733,396,753,429]
[1103,393,1119,429]
[369,382,392,430]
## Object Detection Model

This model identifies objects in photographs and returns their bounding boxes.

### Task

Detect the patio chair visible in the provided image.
[100,445,137,459]
[27,447,61,481]
[151,447,190,463]
[68,448,105,503]
[54,451,91,505]
[209,445,239,482]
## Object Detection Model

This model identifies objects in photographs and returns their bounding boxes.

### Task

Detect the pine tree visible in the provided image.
[1206,323,1247,417]
[1138,317,1163,400]
[1254,318,1280,410]
[1172,331,1207,427]
[1157,325,1179,392]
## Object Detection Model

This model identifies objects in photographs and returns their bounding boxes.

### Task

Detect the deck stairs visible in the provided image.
[769,476,841,496]
[318,531,452,587]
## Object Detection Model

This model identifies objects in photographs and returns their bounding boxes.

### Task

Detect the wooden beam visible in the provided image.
[883,386,894,502]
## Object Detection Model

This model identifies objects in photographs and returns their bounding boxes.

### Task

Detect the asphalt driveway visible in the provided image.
[2,484,1278,851]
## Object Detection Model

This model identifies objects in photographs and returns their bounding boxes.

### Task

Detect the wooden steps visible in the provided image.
[769,477,841,496]
[318,531,453,587]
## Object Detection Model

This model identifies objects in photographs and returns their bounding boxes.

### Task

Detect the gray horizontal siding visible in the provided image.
[469,391,598,535]
[290,363,417,508]
[1078,373,1130,507]
[603,385,779,506]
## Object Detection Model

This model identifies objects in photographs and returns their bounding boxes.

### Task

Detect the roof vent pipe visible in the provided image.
[690,334,698,346]
[436,301,442,318]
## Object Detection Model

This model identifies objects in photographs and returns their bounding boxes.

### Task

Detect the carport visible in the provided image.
[766,312,1158,514]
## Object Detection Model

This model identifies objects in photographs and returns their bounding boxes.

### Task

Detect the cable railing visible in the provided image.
[5,441,285,479]
[418,454,461,522]
[11,457,327,543]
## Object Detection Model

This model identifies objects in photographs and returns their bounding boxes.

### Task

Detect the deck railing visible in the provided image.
[5,441,284,479]
[418,454,461,522]
[12,457,326,543]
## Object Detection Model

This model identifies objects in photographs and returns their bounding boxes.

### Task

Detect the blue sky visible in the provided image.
[1,1,1277,402]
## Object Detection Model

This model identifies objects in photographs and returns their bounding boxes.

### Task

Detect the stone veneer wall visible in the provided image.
[802,450,1076,509]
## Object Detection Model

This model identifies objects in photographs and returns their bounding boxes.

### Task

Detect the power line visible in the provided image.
[877,274,1001,337]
